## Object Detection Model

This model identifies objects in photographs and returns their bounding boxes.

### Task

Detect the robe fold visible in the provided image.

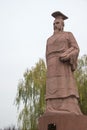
[46,31,79,100]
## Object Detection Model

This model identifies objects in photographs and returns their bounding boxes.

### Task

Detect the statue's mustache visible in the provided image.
[54,26,57,30]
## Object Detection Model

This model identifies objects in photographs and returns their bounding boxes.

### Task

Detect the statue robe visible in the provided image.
[45,31,79,100]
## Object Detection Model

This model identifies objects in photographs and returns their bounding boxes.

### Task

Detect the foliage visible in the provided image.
[75,55,87,114]
[15,59,46,130]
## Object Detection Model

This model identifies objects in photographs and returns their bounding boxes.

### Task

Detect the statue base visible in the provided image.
[38,112,87,130]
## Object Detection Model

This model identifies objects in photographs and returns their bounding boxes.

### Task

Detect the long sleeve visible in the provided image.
[68,32,80,71]
[60,32,80,71]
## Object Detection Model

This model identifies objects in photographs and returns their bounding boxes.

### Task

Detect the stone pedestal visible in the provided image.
[38,113,87,130]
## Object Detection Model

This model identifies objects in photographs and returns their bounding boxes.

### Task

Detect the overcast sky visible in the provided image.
[0,0,87,128]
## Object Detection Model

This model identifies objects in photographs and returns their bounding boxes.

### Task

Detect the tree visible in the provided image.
[75,55,87,114]
[15,59,46,130]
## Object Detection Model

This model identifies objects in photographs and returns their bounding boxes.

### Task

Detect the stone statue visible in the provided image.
[45,11,82,115]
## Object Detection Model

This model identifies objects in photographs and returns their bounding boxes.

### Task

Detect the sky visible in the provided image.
[0,0,87,128]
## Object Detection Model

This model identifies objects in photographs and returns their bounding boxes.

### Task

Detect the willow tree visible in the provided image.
[75,55,87,114]
[15,59,46,130]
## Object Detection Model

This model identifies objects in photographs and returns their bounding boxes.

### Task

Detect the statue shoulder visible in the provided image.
[63,31,75,40]
[63,31,73,35]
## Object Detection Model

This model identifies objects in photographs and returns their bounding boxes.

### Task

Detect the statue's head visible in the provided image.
[51,11,68,32]
[53,18,64,31]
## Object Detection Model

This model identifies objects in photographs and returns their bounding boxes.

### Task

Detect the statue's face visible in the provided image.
[53,19,64,31]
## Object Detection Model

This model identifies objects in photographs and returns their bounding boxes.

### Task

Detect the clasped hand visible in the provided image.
[59,52,70,62]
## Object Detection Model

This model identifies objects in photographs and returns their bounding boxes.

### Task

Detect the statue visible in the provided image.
[45,11,82,115]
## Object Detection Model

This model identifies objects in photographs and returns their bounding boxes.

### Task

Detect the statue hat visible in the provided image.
[51,11,68,20]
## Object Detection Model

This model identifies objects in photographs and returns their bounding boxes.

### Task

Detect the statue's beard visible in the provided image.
[54,26,62,31]
[54,26,57,30]
[54,27,61,32]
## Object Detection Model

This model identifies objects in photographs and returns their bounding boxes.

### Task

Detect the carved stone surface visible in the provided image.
[46,32,79,99]
[45,11,82,114]
[38,113,87,130]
